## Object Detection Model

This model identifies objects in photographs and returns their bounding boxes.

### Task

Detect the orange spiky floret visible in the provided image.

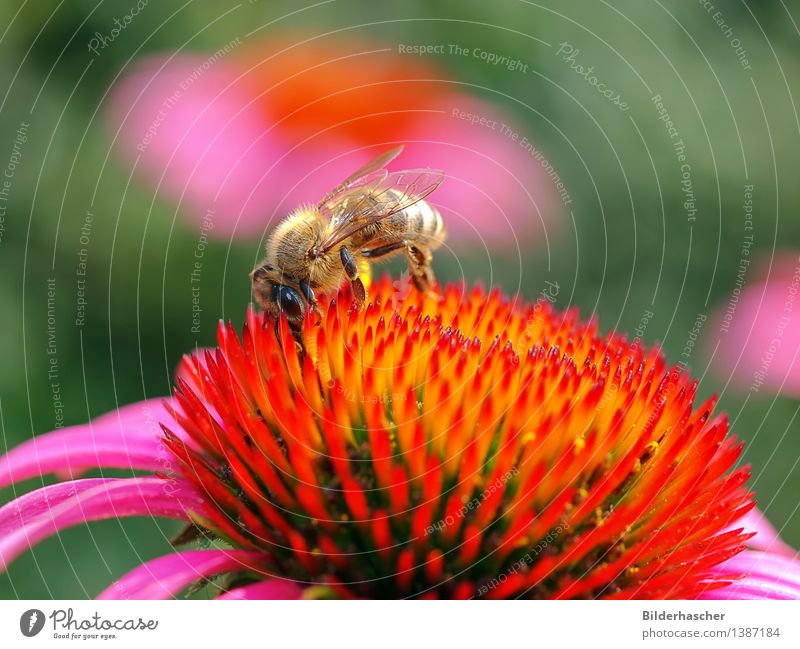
[163,276,753,599]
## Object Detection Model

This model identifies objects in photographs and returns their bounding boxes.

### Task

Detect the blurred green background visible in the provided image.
[1,0,798,598]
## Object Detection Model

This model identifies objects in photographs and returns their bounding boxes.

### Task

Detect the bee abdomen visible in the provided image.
[392,192,445,245]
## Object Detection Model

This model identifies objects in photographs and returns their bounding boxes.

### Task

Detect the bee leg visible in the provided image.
[362,242,405,259]
[289,322,305,357]
[406,245,438,298]
[340,246,367,304]
[275,318,305,357]
[299,279,322,324]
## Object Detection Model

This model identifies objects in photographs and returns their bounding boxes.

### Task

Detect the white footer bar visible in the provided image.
[1,600,798,648]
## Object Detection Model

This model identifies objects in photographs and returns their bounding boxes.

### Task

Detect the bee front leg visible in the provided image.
[406,244,438,298]
[340,246,367,304]
[299,279,322,323]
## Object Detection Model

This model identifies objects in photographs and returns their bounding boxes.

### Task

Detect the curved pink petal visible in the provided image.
[709,253,800,396]
[0,398,183,488]
[726,508,796,557]
[700,551,800,600]
[98,549,268,600]
[216,578,304,600]
[0,477,201,571]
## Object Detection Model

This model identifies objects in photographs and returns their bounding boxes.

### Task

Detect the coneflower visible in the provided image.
[1,278,798,599]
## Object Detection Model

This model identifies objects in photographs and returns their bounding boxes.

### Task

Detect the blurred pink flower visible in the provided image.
[107,36,560,243]
[709,253,800,396]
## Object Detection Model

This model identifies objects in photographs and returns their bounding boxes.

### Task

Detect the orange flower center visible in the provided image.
[164,277,753,599]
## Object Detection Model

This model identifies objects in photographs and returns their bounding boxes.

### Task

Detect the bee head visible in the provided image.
[250,263,277,282]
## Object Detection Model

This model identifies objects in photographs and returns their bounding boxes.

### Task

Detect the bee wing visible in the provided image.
[316,168,445,254]
[317,146,405,208]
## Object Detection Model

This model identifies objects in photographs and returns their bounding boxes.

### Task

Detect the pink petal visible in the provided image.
[216,579,304,600]
[727,508,796,557]
[0,398,183,488]
[701,551,800,600]
[709,253,800,396]
[0,477,200,571]
[98,549,268,600]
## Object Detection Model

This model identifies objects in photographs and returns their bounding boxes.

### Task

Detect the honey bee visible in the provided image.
[250,146,446,341]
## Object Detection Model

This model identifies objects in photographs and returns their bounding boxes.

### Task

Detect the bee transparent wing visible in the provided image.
[317,146,404,208]
[316,168,444,254]
[319,169,389,233]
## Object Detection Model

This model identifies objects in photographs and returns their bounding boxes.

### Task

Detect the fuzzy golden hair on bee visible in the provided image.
[251,145,445,346]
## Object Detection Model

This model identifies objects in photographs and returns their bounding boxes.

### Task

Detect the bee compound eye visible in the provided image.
[271,284,305,320]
